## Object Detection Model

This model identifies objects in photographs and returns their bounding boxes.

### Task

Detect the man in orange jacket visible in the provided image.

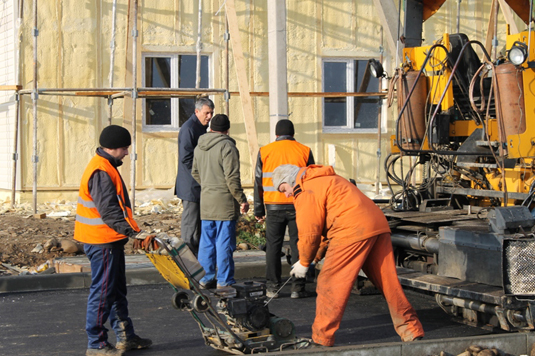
[272,164,424,347]
[75,125,152,356]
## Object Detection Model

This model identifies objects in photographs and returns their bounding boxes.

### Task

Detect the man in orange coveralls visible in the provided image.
[271,164,424,347]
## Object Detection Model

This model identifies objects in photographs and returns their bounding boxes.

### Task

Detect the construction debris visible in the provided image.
[59,239,83,253]
[432,345,512,356]
[0,190,259,275]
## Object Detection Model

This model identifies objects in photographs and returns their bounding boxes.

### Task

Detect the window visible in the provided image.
[143,54,209,131]
[323,59,381,133]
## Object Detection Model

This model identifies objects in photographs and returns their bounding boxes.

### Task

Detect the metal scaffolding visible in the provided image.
[5,0,387,213]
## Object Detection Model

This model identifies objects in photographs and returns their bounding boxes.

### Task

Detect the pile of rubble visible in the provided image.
[433,344,528,356]
[0,189,261,276]
[0,188,185,218]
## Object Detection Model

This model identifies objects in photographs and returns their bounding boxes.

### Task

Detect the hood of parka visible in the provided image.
[197,132,235,151]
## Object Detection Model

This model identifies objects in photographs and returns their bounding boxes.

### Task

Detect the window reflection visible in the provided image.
[144,54,209,130]
[323,59,380,131]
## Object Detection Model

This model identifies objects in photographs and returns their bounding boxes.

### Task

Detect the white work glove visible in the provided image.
[290,260,309,279]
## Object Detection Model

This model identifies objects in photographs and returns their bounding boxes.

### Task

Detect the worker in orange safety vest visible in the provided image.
[271,164,424,347]
[75,125,152,356]
[253,119,315,299]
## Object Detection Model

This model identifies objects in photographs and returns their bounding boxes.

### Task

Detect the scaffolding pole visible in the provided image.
[11,2,24,208]
[195,0,202,89]
[224,11,230,116]
[375,28,384,196]
[32,0,39,214]
[108,0,118,125]
[11,95,20,208]
[10,2,391,207]
[131,0,139,209]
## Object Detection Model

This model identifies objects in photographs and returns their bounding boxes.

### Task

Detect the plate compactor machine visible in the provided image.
[142,232,311,354]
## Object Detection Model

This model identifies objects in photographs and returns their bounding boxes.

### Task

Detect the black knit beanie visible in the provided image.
[210,114,230,132]
[99,125,132,149]
[275,119,295,136]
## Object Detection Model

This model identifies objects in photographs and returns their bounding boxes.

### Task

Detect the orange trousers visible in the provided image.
[312,233,424,346]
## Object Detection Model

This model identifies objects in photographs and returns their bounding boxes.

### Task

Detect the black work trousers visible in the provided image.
[181,200,201,257]
[265,209,305,293]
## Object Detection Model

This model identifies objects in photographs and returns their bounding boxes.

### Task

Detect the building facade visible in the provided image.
[0,0,524,203]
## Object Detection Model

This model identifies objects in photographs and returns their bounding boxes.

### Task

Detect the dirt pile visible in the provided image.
[0,196,183,276]
[0,190,263,276]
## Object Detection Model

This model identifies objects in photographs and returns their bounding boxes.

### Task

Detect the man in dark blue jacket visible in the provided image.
[175,97,214,257]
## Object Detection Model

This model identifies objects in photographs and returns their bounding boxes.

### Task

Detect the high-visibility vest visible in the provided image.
[74,154,139,244]
[260,140,311,205]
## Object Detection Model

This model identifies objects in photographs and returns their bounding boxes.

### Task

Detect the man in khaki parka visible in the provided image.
[192,114,249,289]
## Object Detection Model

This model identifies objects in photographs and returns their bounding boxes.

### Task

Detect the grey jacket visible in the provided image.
[192,132,247,221]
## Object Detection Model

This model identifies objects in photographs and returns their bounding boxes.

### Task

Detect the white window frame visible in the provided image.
[322,58,385,134]
[141,53,210,133]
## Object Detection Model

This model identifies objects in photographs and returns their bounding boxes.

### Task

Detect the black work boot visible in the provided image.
[116,335,152,351]
[86,343,124,356]
[290,290,315,299]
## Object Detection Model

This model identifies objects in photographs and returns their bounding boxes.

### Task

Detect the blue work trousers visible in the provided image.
[84,244,135,349]
[198,220,237,286]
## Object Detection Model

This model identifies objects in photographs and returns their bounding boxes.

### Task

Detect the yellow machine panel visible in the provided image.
[147,253,192,290]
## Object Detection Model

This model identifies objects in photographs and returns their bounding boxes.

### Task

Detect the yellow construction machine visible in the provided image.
[373,0,535,332]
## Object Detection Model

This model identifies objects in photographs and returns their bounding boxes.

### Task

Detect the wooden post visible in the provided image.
[225,0,259,167]
[497,0,519,34]
[485,0,498,58]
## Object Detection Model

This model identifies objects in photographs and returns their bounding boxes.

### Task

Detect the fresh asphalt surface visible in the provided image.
[0,280,496,356]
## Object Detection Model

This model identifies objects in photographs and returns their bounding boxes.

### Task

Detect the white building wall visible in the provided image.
[0,0,18,193]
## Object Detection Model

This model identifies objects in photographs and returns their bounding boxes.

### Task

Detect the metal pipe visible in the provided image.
[138,87,226,92]
[21,87,222,94]
[11,95,20,208]
[19,87,131,93]
[390,232,440,254]
[32,92,115,97]
[108,0,118,125]
[195,0,202,89]
[437,294,526,325]
[375,28,384,196]
[529,0,534,58]
[224,10,229,116]
[438,295,498,315]
[32,0,38,213]
[131,0,138,210]
[11,3,24,208]
[456,0,461,33]
[395,41,494,156]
